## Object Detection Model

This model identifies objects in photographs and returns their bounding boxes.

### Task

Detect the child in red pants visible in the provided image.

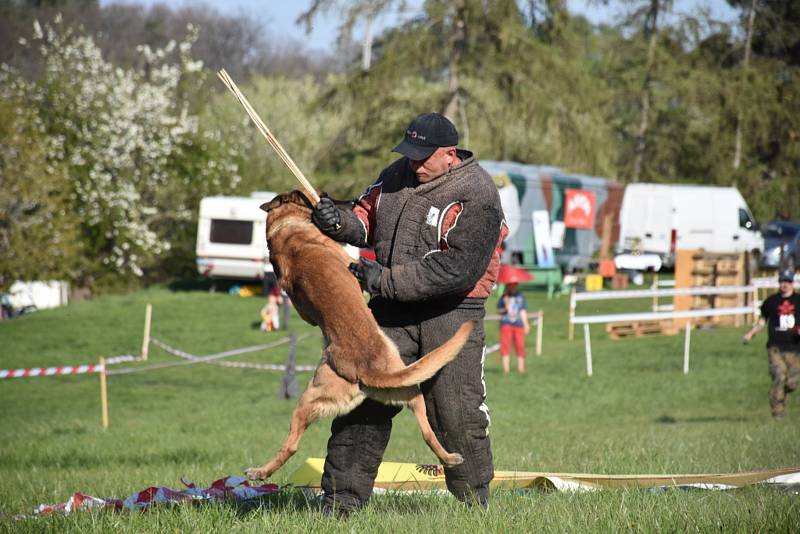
[496,282,530,373]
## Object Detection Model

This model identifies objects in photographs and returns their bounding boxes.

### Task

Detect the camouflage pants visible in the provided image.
[768,347,800,416]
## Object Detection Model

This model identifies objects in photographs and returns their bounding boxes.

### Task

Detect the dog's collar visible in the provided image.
[267,218,315,239]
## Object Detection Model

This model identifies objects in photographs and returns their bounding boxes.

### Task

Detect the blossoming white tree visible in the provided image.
[1,18,240,282]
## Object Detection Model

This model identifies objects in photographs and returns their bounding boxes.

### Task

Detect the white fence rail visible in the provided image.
[567,284,758,376]
[573,306,755,325]
[572,285,755,303]
[569,285,757,340]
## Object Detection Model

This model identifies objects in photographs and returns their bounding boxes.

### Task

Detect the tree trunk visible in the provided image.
[443,1,466,130]
[631,0,660,183]
[361,11,374,71]
[733,0,757,171]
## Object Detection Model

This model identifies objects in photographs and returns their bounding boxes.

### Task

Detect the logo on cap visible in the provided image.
[393,112,458,161]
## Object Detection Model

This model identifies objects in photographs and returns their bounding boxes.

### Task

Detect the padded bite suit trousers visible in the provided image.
[321,298,493,509]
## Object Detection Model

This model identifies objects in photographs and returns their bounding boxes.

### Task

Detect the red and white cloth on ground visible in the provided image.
[32,476,279,516]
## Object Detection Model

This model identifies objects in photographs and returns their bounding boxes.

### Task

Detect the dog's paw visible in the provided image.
[245,467,269,481]
[444,453,464,467]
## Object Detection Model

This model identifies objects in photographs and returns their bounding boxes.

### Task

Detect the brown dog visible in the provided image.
[245,190,472,481]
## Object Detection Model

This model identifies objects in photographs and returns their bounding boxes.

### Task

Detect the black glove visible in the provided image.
[311,196,341,236]
[349,258,383,297]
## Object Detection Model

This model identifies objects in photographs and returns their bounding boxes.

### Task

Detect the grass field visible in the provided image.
[1,284,799,532]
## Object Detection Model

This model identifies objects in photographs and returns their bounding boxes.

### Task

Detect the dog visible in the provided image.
[244,190,472,481]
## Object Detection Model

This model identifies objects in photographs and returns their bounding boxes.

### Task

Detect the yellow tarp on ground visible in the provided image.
[288,458,800,492]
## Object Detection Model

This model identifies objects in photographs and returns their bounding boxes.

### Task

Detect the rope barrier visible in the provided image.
[104,355,144,365]
[107,335,318,376]
[152,335,318,371]
[3,336,501,380]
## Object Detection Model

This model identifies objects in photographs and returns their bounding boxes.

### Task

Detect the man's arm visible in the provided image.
[311,196,369,247]
[742,318,765,344]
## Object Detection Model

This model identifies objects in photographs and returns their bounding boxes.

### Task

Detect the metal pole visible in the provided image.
[584,324,593,377]
[652,273,658,312]
[279,334,299,399]
[99,358,109,429]
[683,321,692,375]
[280,294,290,331]
[536,310,543,356]
[141,303,152,360]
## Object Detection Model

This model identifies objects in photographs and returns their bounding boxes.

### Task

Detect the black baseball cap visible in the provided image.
[779,269,795,282]
[392,112,459,161]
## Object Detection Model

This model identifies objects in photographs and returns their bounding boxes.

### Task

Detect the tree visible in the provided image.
[0,96,82,287]
[1,20,241,285]
[206,74,354,196]
[725,0,800,219]
[300,0,617,182]
[733,0,756,170]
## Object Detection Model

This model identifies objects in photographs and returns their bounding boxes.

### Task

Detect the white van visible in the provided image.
[195,192,276,281]
[616,183,763,269]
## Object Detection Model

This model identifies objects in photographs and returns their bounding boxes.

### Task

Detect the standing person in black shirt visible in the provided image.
[743,270,800,417]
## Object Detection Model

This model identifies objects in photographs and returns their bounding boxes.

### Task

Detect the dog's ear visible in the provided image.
[260,195,284,213]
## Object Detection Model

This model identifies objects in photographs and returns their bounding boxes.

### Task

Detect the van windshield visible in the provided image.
[210,219,253,245]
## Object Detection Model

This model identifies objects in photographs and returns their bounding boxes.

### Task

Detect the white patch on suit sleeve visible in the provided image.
[425,206,440,226]
[422,202,463,259]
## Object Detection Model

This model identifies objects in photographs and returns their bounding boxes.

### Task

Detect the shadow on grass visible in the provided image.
[225,488,452,519]
[167,278,270,296]
[225,488,320,518]
[167,278,215,292]
[655,414,750,424]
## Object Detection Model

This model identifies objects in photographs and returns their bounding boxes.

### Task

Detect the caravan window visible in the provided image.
[738,208,755,230]
[210,219,253,245]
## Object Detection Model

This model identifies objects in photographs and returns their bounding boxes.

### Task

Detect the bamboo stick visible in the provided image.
[216,69,320,205]
[536,310,543,356]
[100,358,109,429]
[141,303,152,361]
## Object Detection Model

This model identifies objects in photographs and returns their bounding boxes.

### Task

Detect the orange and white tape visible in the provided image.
[1,364,104,379]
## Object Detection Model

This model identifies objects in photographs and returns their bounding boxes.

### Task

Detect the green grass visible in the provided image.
[1,285,799,532]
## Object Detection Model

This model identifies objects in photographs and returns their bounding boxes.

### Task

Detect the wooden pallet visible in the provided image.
[606,320,678,340]
[675,249,749,328]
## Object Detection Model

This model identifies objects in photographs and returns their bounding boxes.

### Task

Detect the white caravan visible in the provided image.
[616,183,763,269]
[195,192,360,281]
[195,192,276,281]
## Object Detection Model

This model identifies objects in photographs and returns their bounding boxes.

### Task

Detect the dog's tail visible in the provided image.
[361,320,474,389]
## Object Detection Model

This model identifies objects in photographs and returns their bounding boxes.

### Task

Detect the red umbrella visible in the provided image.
[497,264,535,284]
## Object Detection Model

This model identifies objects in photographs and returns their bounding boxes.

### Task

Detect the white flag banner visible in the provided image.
[532,210,555,268]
